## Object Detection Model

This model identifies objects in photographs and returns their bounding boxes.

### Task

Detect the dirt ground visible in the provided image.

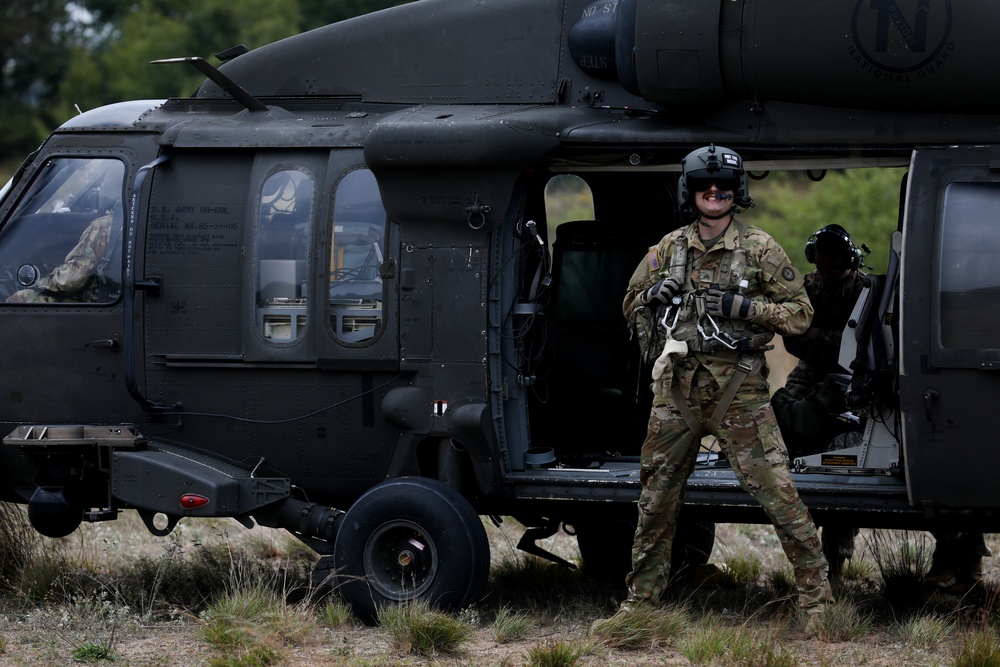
[1,516,993,666]
[4,623,947,667]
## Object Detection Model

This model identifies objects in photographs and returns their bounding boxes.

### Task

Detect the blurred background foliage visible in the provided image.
[545,168,906,275]
[3,1,904,268]
[0,0,416,172]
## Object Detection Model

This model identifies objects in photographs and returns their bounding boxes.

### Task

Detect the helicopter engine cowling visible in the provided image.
[569,0,997,114]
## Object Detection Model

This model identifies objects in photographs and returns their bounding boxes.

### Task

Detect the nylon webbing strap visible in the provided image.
[670,354,761,438]
[671,383,707,440]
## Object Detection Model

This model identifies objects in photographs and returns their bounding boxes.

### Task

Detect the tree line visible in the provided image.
[1,0,415,168]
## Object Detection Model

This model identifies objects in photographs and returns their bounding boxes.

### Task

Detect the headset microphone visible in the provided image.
[715,193,734,200]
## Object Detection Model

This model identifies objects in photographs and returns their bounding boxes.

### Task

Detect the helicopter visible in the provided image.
[0,0,998,622]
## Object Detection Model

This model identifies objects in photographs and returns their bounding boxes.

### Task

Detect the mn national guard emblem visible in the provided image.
[850,0,954,80]
[782,266,796,281]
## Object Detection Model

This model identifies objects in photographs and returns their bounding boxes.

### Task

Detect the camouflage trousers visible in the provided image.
[624,365,831,613]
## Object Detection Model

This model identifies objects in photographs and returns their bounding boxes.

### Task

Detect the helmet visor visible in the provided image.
[686,168,739,193]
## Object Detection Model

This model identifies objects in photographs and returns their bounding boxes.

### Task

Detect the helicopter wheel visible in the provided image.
[333,476,490,625]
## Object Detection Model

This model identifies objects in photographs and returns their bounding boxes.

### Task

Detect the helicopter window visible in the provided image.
[328,168,386,344]
[256,169,313,342]
[938,182,1000,351]
[0,157,125,305]
[544,175,595,225]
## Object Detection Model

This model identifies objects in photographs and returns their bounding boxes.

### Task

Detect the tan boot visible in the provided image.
[802,611,826,640]
[589,601,638,636]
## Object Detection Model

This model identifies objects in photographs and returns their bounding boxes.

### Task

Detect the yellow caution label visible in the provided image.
[821,454,858,467]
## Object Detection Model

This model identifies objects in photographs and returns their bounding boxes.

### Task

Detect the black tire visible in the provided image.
[333,477,490,624]
[576,509,715,584]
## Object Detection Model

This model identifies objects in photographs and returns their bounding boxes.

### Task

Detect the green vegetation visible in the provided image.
[490,606,533,643]
[588,603,688,650]
[1,1,417,162]
[865,529,934,615]
[953,627,1000,667]
[526,639,594,667]
[2,506,1000,664]
[377,599,472,657]
[752,168,907,272]
[679,620,796,667]
[543,167,904,280]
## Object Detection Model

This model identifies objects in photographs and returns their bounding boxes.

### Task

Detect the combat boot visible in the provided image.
[799,579,833,640]
[802,611,824,639]
[589,600,641,637]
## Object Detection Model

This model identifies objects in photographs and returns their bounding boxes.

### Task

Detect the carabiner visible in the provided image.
[660,295,683,333]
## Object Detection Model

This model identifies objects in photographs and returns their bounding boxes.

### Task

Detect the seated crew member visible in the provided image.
[7,211,116,304]
[782,224,866,399]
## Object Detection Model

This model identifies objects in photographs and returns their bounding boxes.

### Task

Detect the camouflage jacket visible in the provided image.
[7,212,114,304]
[624,218,813,394]
[783,268,866,395]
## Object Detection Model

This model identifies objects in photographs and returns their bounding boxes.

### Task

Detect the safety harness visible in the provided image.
[634,220,771,436]
[670,351,763,438]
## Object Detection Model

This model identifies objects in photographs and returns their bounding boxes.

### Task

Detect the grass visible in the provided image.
[71,640,116,662]
[892,614,953,649]
[865,529,933,615]
[377,599,472,657]
[2,507,1000,665]
[526,639,596,667]
[588,603,688,650]
[953,627,1000,667]
[812,597,874,642]
[679,615,796,667]
[491,605,533,643]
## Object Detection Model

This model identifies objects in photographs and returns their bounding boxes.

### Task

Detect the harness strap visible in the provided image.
[671,383,707,440]
[669,353,762,437]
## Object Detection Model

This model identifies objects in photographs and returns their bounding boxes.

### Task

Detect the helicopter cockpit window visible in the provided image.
[328,169,386,343]
[256,169,313,342]
[938,182,1000,351]
[0,157,125,305]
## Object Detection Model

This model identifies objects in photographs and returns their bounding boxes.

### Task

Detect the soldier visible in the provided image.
[6,211,117,304]
[777,225,992,588]
[782,224,867,399]
[595,145,831,637]
[778,224,867,571]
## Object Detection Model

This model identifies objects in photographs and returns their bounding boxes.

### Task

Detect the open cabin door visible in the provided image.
[900,146,1000,509]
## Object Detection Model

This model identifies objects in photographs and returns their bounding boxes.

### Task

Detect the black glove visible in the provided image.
[638,277,681,306]
[705,287,756,320]
[812,374,848,413]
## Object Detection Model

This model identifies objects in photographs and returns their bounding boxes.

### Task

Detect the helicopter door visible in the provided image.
[140,150,252,409]
[0,153,142,424]
[900,145,1000,509]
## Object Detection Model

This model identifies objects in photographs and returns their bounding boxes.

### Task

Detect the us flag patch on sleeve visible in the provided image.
[647,249,660,272]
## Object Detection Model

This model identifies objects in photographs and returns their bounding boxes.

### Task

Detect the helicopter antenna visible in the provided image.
[152,56,268,112]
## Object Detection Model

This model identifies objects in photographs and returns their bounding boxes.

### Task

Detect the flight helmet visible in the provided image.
[804,223,864,270]
[677,144,753,219]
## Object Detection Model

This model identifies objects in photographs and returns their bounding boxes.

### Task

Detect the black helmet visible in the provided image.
[677,144,753,219]
[804,224,864,270]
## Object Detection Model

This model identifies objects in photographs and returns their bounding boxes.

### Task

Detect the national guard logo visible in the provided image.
[782,267,795,282]
[850,0,954,81]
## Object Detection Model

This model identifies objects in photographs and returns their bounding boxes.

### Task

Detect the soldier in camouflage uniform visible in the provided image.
[776,225,867,572]
[6,211,116,304]
[598,146,831,637]
[776,226,992,586]
[782,224,867,399]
